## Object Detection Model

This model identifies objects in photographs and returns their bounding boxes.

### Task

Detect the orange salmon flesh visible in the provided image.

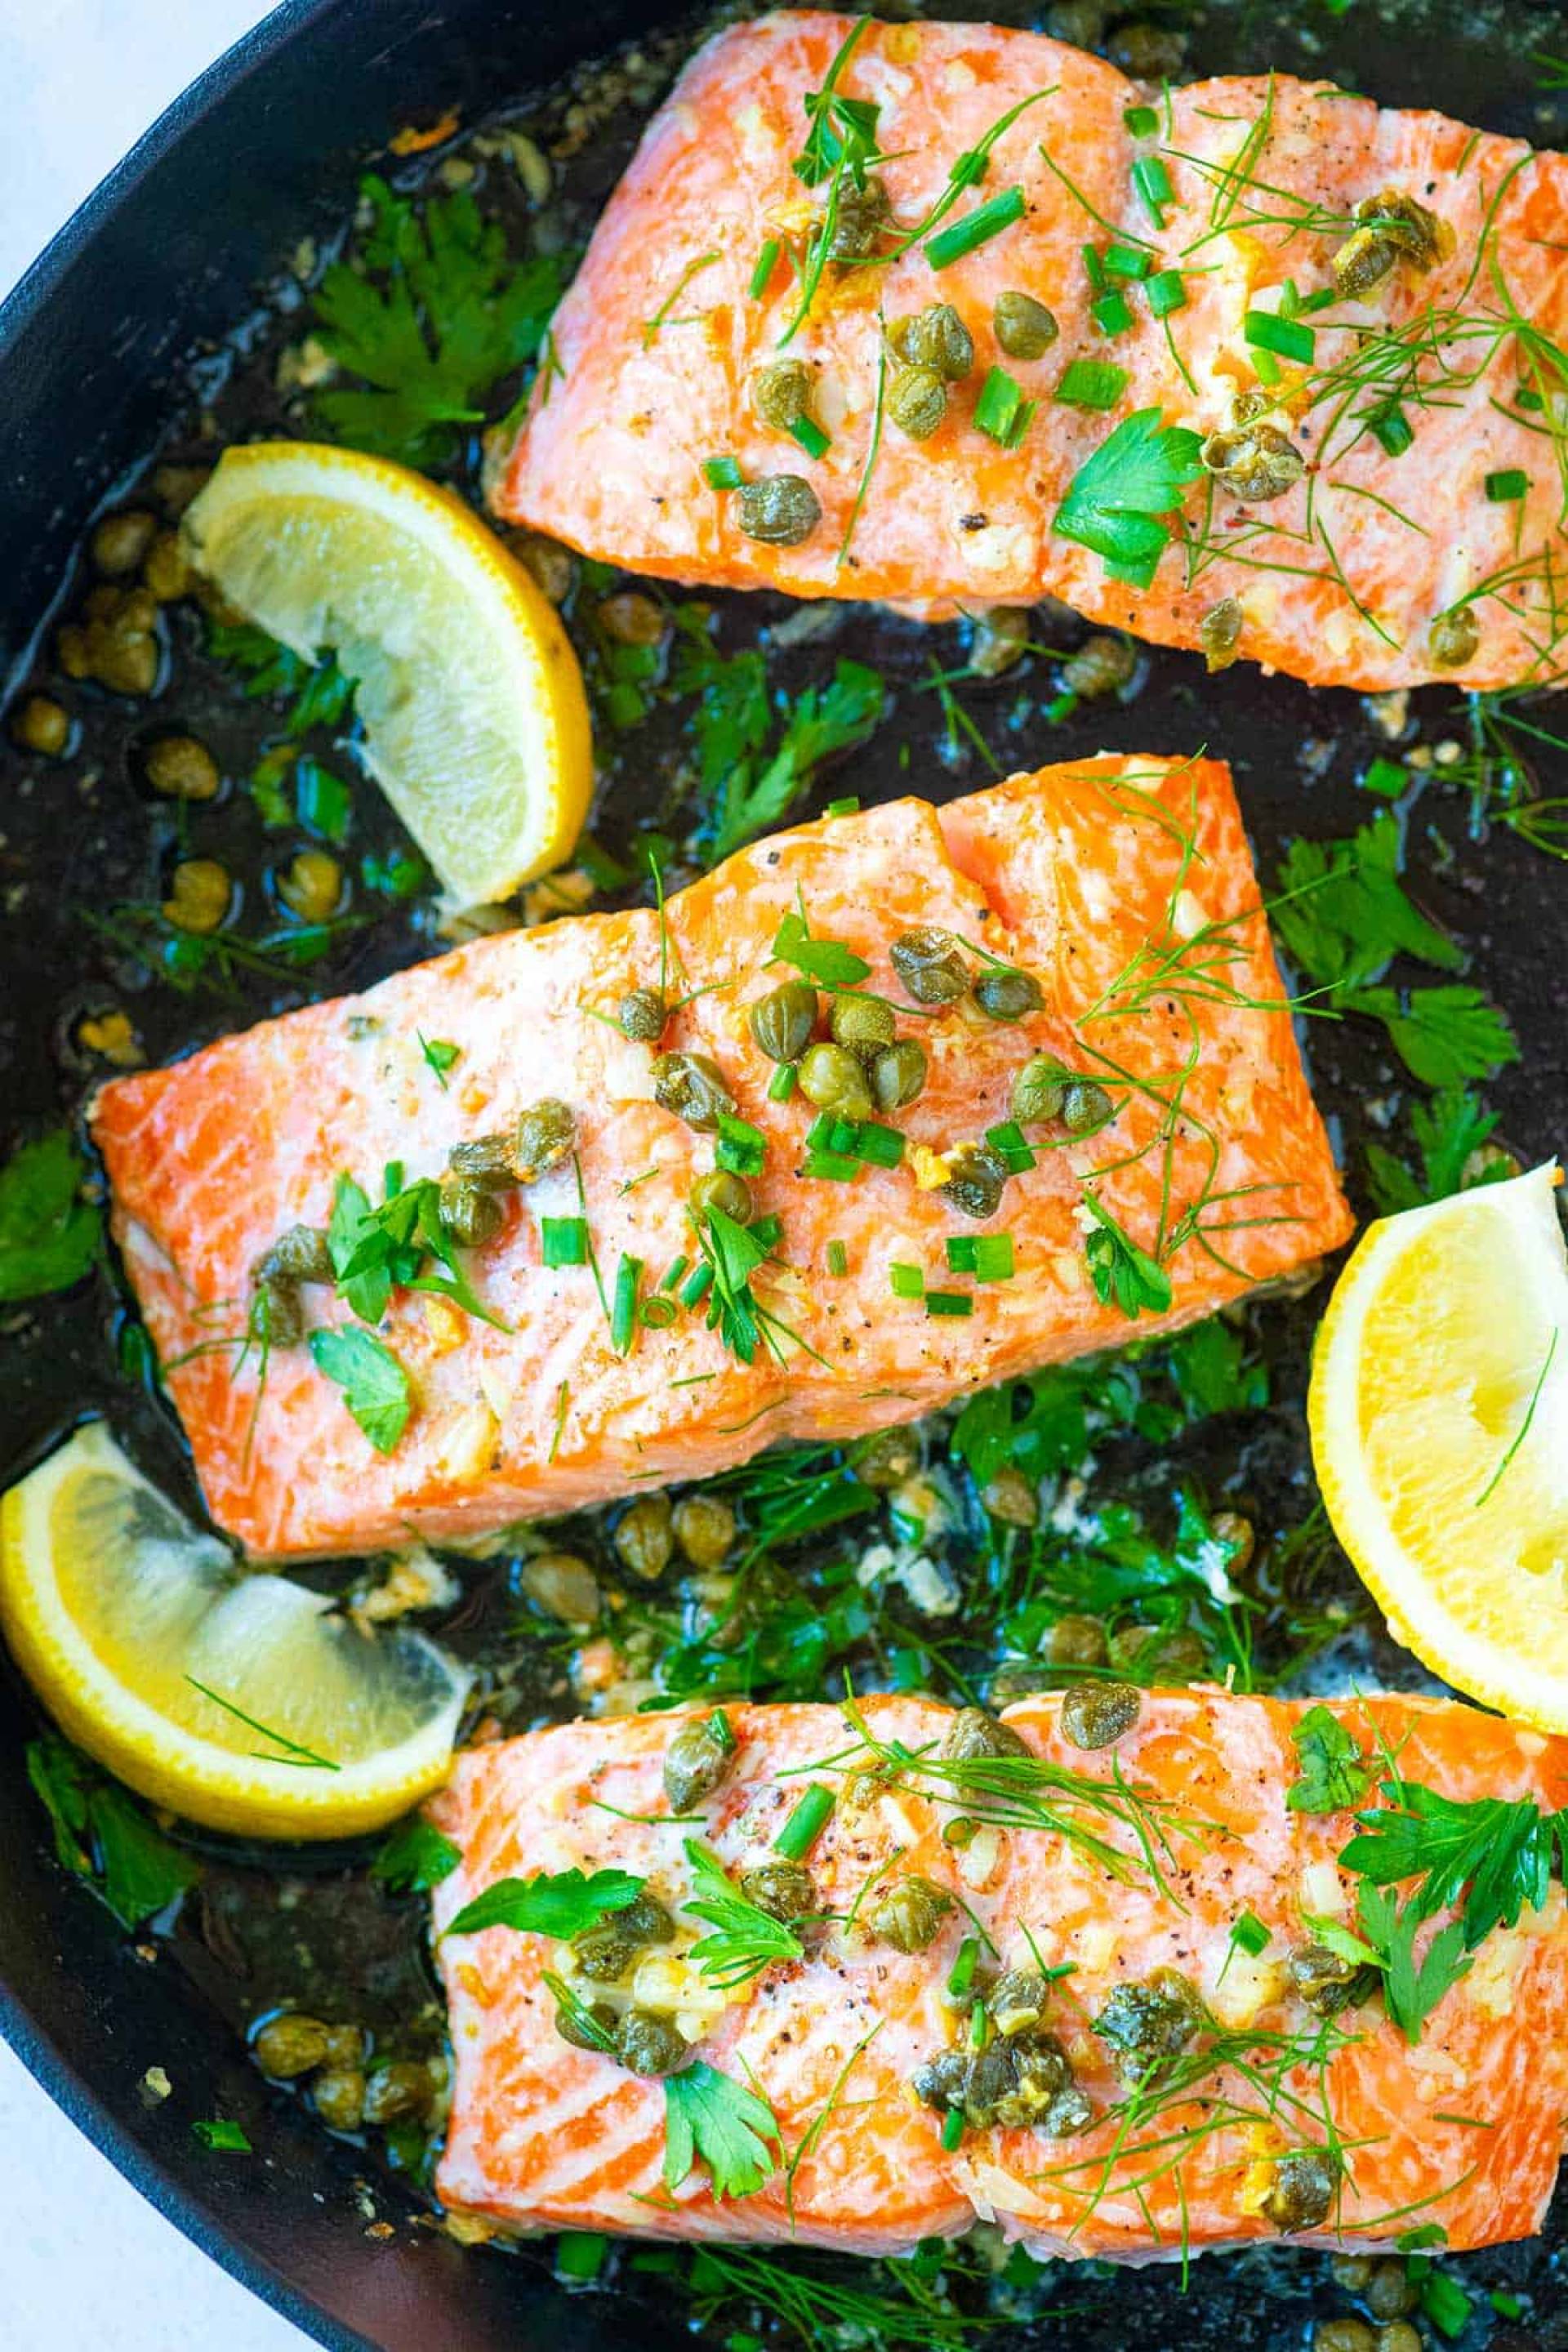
[430,1690,1568,2255]
[496,11,1568,693]
[91,756,1351,1559]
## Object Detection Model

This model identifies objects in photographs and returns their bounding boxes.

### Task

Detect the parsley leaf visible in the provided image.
[446,1864,645,1940]
[1164,1316,1268,1418]
[1340,1781,1567,1947]
[193,2118,252,2154]
[0,1129,100,1303]
[1340,984,1521,1087]
[332,1170,510,1330]
[206,621,356,735]
[308,1326,412,1453]
[709,662,886,861]
[1354,1880,1472,2043]
[1080,1192,1172,1319]
[1364,1085,1503,1215]
[1285,1705,1374,1814]
[770,908,871,988]
[371,1814,461,1894]
[1273,813,1463,991]
[663,2060,782,2201]
[310,174,573,466]
[419,1036,461,1087]
[1052,407,1205,590]
[27,1736,199,1929]
[682,1839,805,1989]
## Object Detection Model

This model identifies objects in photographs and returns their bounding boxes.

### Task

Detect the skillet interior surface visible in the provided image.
[1,2,1566,2348]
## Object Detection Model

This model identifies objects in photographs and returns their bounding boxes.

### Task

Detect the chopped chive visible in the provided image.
[790,413,831,460]
[556,2233,609,2281]
[945,1235,978,1274]
[973,365,1036,451]
[1230,1910,1271,1958]
[540,1214,589,1268]
[768,1062,797,1102]
[823,796,860,817]
[1277,278,1300,318]
[1244,308,1315,363]
[679,1262,713,1307]
[775,1782,835,1860]
[708,1708,737,1752]
[1370,403,1414,457]
[748,238,780,300]
[1091,290,1134,337]
[1131,154,1173,225]
[639,1294,678,1329]
[925,185,1026,269]
[1490,2293,1524,2320]
[715,1112,768,1176]
[804,1111,840,1152]
[1298,285,1338,314]
[1420,2276,1472,2340]
[610,1254,643,1354]
[703,455,744,490]
[1251,345,1282,386]
[946,1934,979,1999]
[968,1998,991,2052]
[940,2107,965,2151]
[1145,268,1187,318]
[853,1121,905,1169]
[747,1213,783,1251]
[660,1253,689,1292]
[926,1290,974,1317]
[1081,243,1107,292]
[1103,243,1152,280]
[889,1262,925,1299]
[970,1232,1015,1281]
[1122,103,1159,136]
[1362,756,1407,799]
[985,1119,1036,1172]
[1516,385,1545,412]
[826,1239,849,1277]
[1054,358,1128,411]
[803,1150,861,1182]
[1486,467,1529,501]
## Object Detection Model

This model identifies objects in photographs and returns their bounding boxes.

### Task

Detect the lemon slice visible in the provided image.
[181,440,592,907]
[1308,1162,1568,1728]
[0,1423,470,1838]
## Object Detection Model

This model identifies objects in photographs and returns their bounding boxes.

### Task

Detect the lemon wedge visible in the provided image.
[1308,1162,1568,1729]
[181,440,592,907]
[0,1423,469,1838]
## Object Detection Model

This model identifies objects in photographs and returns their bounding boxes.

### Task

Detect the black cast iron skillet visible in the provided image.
[1,3,1565,2348]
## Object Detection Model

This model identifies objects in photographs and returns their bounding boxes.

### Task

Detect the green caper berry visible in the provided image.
[739,1860,815,1922]
[737,474,821,547]
[972,966,1042,1022]
[254,1275,304,1349]
[1111,1624,1207,1682]
[514,1099,576,1183]
[1094,1968,1204,2079]
[853,1427,920,1489]
[969,608,1031,679]
[900,303,973,381]
[615,2008,689,2078]
[829,992,896,1061]
[870,1039,927,1113]
[571,1924,639,1982]
[990,1969,1052,2038]
[1312,2327,1376,2352]
[312,2067,367,2131]
[651,1049,735,1131]
[363,2060,434,2127]
[1061,1079,1114,1135]
[1011,1055,1068,1125]
[796,1040,873,1119]
[255,1224,334,1286]
[942,1706,1030,1762]
[555,1995,618,2054]
[887,364,947,441]
[672,1492,737,1568]
[253,2013,333,2078]
[827,176,887,261]
[1263,2148,1340,2233]
[614,1493,675,1582]
[889,927,969,1005]
[449,1132,518,1189]
[941,1142,1010,1220]
[1109,20,1187,75]
[1285,1941,1364,2018]
[439,1177,505,1249]
[1200,421,1305,505]
[618,987,666,1044]
[752,358,814,433]
[865,1873,953,1954]
[1047,1615,1108,1668]
[993,290,1059,361]
[1060,1681,1142,1750]
[662,1713,735,1811]
[1199,595,1244,673]
[1058,633,1138,698]
[1428,606,1480,670]
[982,1466,1038,1527]
[1365,2265,1419,2321]
[749,978,817,1062]
[9,695,71,757]
[691,1168,754,1224]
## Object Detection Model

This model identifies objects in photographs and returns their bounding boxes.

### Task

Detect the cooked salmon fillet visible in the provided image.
[495,11,1568,694]
[430,1689,1568,2256]
[91,755,1351,1559]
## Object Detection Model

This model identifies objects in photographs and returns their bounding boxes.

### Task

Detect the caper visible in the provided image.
[1332,189,1442,301]
[1059,632,1138,697]
[672,1492,737,1568]
[1286,1941,1365,2019]
[9,694,71,757]
[58,585,161,696]
[514,1098,577,1181]
[991,1969,1052,2038]
[737,474,821,547]
[993,290,1059,362]
[439,1177,504,1248]
[1330,2256,1376,2292]
[652,1050,735,1131]
[596,591,666,647]
[690,1169,753,1224]
[972,965,1043,1022]
[889,926,969,1005]
[870,1039,926,1113]
[1060,1681,1142,1749]
[1210,1510,1255,1577]
[739,1859,815,1922]
[91,509,158,576]
[513,532,576,604]
[663,1712,735,1811]
[615,2008,688,2077]
[797,1040,873,1119]
[1263,2146,1339,2233]
[312,2067,368,2131]
[151,461,210,515]
[617,986,666,1043]
[887,364,947,441]
[1200,420,1306,504]
[1109,1623,1207,1681]
[942,1706,1030,1762]
[253,1276,304,1348]
[163,858,232,935]
[897,303,973,381]
[911,2046,970,2114]
[1109,21,1187,76]
[323,2024,366,2065]
[1428,605,1480,671]
[521,1550,601,1624]
[1365,2263,1419,2321]
[982,1467,1038,1527]
[363,2059,434,2126]
[555,1994,618,2053]
[144,733,220,801]
[1062,1079,1114,1135]
[852,1427,920,1490]
[255,1224,333,1286]
[140,528,191,599]
[1199,595,1244,673]
[278,849,344,924]
[614,1493,675,1582]
[254,2013,333,2078]
[1372,2329,1422,2352]
[1011,1055,1068,1125]
[1045,0,1104,43]
[866,1873,954,1954]
[827,176,888,261]
[1094,1969,1205,2080]
[969,607,1031,679]
[752,358,815,433]
[1312,2324,1375,2352]
[829,991,896,1061]
[448,1134,516,1189]
[940,1142,1010,1221]
[749,978,817,1063]
[1048,1615,1108,1668]
[572,1893,675,1980]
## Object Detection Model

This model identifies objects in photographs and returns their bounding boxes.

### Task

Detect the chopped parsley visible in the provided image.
[27,1735,199,1928]
[1080,1192,1172,1319]
[309,1326,412,1453]
[682,1839,805,1988]
[1285,1705,1373,1814]
[1363,1085,1503,1215]
[1052,407,1205,590]
[371,1814,461,1893]
[0,1129,100,1303]
[446,1865,645,1941]
[418,1035,461,1085]
[207,621,357,736]
[663,2060,781,2201]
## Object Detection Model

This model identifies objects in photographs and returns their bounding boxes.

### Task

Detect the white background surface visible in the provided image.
[2,20,318,2350]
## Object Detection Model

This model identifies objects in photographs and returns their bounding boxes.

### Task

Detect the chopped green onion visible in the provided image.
[889,1263,925,1299]
[926,186,1027,270]
[946,1232,1014,1281]
[826,1239,849,1278]
[790,414,831,460]
[804,1111,840,1152]
[768,1061,797,1102]
[556,2234,609,2281]
[1229,1911,1271,1959]
[708,1708,737,1753]
[1362,756,1407,799]
[1144,268,1187,318]
[945,1236,978,1274]
[748,238,780,300]
[1054,359,1127,411]
[1131,154,1173,225]
[1244,309,1315,363]
[940,2107,965,2151]
[985,1120,1037,1173]
[541,1215,589,1269]
[1081,243,1107,292]
[973,365,1036,451]
[1276,278,1300,318]
[610,1254,643,1354]
[1298,286,1338,314]
[1419,2276,1472,2341]
[715,1112,768,1176]
[823,796,860,817]
[1490,2293,1524,2320]
[703,456,744,490]
[853,1121,906,1169]
[660,1253,689,1292]
[639,1294,678,1329]
[1517,385,1545,412]
[679,1262,713,1307]
[803,1150,860,1182]
[926,1290,974,1317]
[748,1214,783,1251]
[1122,103,1159,136]
[1103,243,1152,280]
[946,1934,979,1998]
[775,1782,835,1860]
[968,1998,991,2052]
[1251,346,1281,386]
[1370,403,1414,457]
[1091,291,1133,337]
[1486,467,1529,501]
